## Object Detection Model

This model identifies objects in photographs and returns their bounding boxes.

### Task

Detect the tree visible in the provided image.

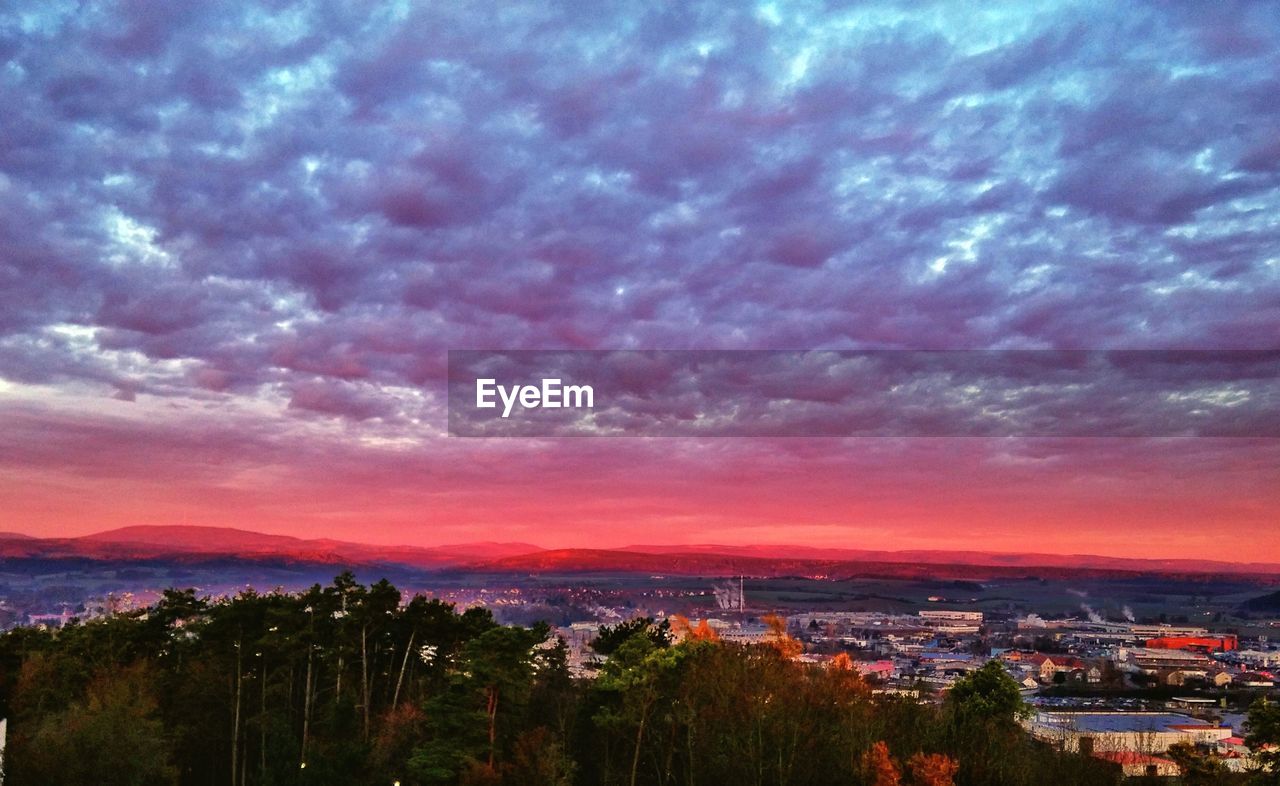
[945,661,1030,725]
[1166,741,1228,785]
[7,662,176,786]
[907,752,960,786]
[1245,697,1280,784]
[593,635,691,786]
[669,615,720,642]
[466,624,548,767]
[410,623,548,783]
[369,702,427,784]
[862,740,902,786]
[762,613,802,659]
[592,617,672,655]
[942,661,1032,785]
[506,726,576,786]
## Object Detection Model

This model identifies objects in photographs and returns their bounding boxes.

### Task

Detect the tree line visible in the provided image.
[0,574,1273,785]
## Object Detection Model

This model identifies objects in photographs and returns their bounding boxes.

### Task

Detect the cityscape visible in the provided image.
[1,525,1278,781]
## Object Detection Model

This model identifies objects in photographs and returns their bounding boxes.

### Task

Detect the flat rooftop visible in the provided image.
[1034,712,1223,734]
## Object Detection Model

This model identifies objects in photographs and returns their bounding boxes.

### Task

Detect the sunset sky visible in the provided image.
[1,1,1278,559]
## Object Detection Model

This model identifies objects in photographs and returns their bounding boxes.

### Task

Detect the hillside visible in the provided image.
[3,525,1279,583]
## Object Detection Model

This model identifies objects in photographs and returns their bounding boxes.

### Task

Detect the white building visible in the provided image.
[1030,712,1232,755]
[918,610,983,622]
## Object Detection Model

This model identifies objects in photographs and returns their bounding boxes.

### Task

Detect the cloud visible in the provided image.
[287,379,397,421]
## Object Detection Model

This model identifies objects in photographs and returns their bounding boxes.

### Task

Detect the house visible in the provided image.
[1028,653,1086,682]
[854,659,896,680]
[1164,670,1208,687]
[1092,751,1179,778]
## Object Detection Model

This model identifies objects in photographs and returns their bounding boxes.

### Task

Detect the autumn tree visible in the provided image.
[762,613,803,659]
[668,615,720,643]
[907,752,960,786]
[862,740,902,786]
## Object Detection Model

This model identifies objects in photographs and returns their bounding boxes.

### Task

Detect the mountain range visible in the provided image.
[2,525,1279,582]
[0,525,539,567]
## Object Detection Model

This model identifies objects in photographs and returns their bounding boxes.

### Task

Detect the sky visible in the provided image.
[0,1,1278,559]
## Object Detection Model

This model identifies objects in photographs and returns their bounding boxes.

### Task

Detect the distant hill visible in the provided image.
[467,547,1280,583]
[82,525,308,552]
[619,543,1280,576]
[2,525,1279,582]
[1242,589,1280,611]
[0,525,543,569]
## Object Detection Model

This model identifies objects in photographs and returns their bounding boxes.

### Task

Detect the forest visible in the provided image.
[0,573,1271,786]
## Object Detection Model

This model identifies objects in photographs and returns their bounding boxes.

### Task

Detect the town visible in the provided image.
[6,568,1279,781]
[542,593,1280,777]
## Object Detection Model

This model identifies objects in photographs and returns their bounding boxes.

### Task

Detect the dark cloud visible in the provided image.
[286,378,397,421]
[446,350,1280,438]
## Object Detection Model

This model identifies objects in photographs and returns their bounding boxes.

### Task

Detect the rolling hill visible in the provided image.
[2,526,1279,583]
[0,525,542,569]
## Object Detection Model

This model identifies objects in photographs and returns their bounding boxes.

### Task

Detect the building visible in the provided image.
[1209,670,1235,687]
[1092,751,1179,778]
[918,610,983,622]
[1125,624,1210,638]
[26,608,75,629]
[1002,651,1090,682]
[918,610,983,635]
[1226,649,1280,669]
[1167,696,1220,711]
[1118,646,1213,673]
[1030,711,1233,755]
[1029,654,1087,682]
[854,659,895,680]
[1144,635,1237,653]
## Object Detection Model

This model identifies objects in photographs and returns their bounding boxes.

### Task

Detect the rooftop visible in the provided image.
[1034,712,1225,734]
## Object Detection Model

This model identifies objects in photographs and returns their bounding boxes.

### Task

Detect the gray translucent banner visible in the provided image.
[447,350,1280,437]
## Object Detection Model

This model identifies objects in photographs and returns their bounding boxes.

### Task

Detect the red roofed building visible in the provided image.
[1027,653,1087,682]
[1092,751,1179,778]
[1144,635,1237,653]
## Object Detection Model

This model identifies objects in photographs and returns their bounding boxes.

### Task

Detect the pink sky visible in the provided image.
[2,398,1276,561]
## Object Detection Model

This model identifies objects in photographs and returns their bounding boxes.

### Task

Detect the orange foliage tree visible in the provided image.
[669,615,720,642]
[762,613,802,658]
[861,740,902,786]
[907,752,960,786]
